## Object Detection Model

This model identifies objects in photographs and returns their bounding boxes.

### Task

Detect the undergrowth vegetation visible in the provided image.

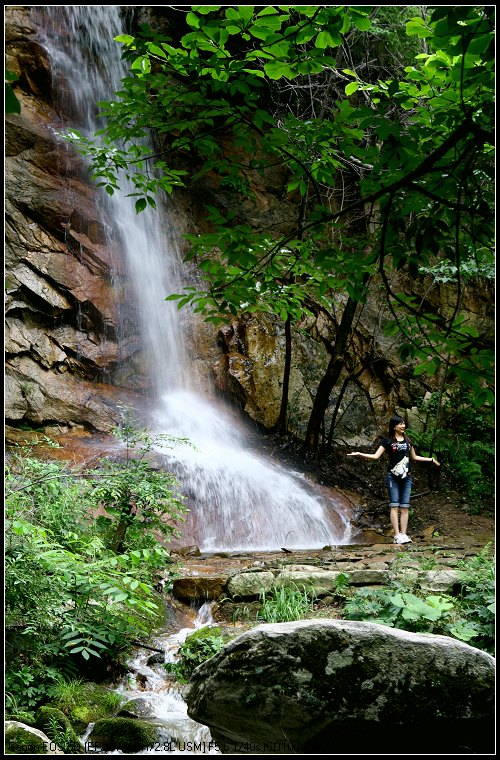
[218,546,495,660]
[5,409,187,716]
[409,390,494,510]
[163,546,495,688]
[342,544,495,653]
[257,585,317,623]
[5,407,494,711]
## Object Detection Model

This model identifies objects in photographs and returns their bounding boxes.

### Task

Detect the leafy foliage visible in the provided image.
[342,544,495,653]
[5,414,188,711]
[86,405,188,554]
[409,389,494,507]
[454,543,495,652]
[63,6,494,452]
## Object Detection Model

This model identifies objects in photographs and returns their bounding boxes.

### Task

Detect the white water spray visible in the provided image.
[38,6,356,552]
[82,603,220,754]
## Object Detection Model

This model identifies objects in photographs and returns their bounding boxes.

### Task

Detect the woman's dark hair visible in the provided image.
[388,414,406,440]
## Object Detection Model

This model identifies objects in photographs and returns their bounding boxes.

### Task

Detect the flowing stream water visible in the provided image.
[37,5,357,554]
[80,603,221,755]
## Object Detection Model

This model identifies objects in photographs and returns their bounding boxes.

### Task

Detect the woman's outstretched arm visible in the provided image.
[347,445,385,460]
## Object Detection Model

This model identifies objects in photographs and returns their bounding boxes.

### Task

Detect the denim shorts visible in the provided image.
[386,473,413,508]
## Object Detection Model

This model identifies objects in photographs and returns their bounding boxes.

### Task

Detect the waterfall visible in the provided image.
[37,6,357,552]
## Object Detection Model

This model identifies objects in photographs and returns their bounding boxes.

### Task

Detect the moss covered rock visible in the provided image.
[35,706,85,753]
[6,711,37,727]
[5,721,64,754]
[117,697,159,719]
[89,716,159,753]
[167,625,227,683]
[47,681,123,733]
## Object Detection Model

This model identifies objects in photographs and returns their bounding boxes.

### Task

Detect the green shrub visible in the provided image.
[4,412,188,711]
[164,625,226,683]
[410,388,494,510]
[342,545,495,653]
[454,543,495,654]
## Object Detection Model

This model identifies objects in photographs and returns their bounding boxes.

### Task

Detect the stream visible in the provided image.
[81,602,222,755]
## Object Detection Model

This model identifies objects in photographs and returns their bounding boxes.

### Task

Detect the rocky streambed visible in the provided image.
[169,536,494,615]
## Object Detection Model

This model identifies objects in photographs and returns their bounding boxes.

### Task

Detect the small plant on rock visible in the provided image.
[164,626,227,684]
[257,584,316,623]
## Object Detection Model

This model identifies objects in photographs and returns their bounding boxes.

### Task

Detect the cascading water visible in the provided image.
[37,6,358,553]
[80,603,221,754]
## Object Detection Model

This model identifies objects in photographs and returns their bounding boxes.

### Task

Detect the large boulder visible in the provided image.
[4,721,64,754]
[186,619,495,755]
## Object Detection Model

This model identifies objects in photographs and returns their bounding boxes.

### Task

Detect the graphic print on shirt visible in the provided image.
[382,438,412,479]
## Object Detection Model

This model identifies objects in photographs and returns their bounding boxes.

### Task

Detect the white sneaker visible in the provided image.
[394,534,404,544]
[399,534,412,544]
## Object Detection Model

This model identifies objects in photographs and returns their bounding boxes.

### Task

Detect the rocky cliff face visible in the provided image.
[4,7,494,444]
[5,7,144,433]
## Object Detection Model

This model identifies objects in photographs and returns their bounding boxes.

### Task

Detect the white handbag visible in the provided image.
[391,456,409,478]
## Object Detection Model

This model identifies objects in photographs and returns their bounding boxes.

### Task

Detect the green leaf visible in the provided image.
[345,81,360,96]
[114,34,135,45]
[263,61,294,80]
[315,30,341,49]
[5,84,21,113]
[406,18,432,38]
[351,14,371,32]
[109,591,129,602]
[186,12,200,29]
[194,6,220,14]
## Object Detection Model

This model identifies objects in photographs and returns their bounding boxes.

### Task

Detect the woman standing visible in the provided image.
[347,414,440,544]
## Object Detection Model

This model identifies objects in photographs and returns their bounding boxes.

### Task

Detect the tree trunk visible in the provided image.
[277,315,292,434]
[326,375,350,449]
[304,296,359,454]
[111,502,134,554]
[276,191,309,435]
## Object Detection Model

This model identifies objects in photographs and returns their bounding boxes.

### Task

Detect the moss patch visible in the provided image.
[5,724,54,754]
[89,716,159,753]
[46,681,123,733]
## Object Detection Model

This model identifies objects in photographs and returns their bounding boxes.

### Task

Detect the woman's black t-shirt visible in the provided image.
[381,436,413,473]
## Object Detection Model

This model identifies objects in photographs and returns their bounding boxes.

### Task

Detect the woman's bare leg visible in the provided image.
[400,508,409,535]
[390,507,400,536]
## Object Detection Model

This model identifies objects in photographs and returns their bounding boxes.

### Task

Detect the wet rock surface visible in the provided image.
[185,620,495,755]
[172,534,493,612]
